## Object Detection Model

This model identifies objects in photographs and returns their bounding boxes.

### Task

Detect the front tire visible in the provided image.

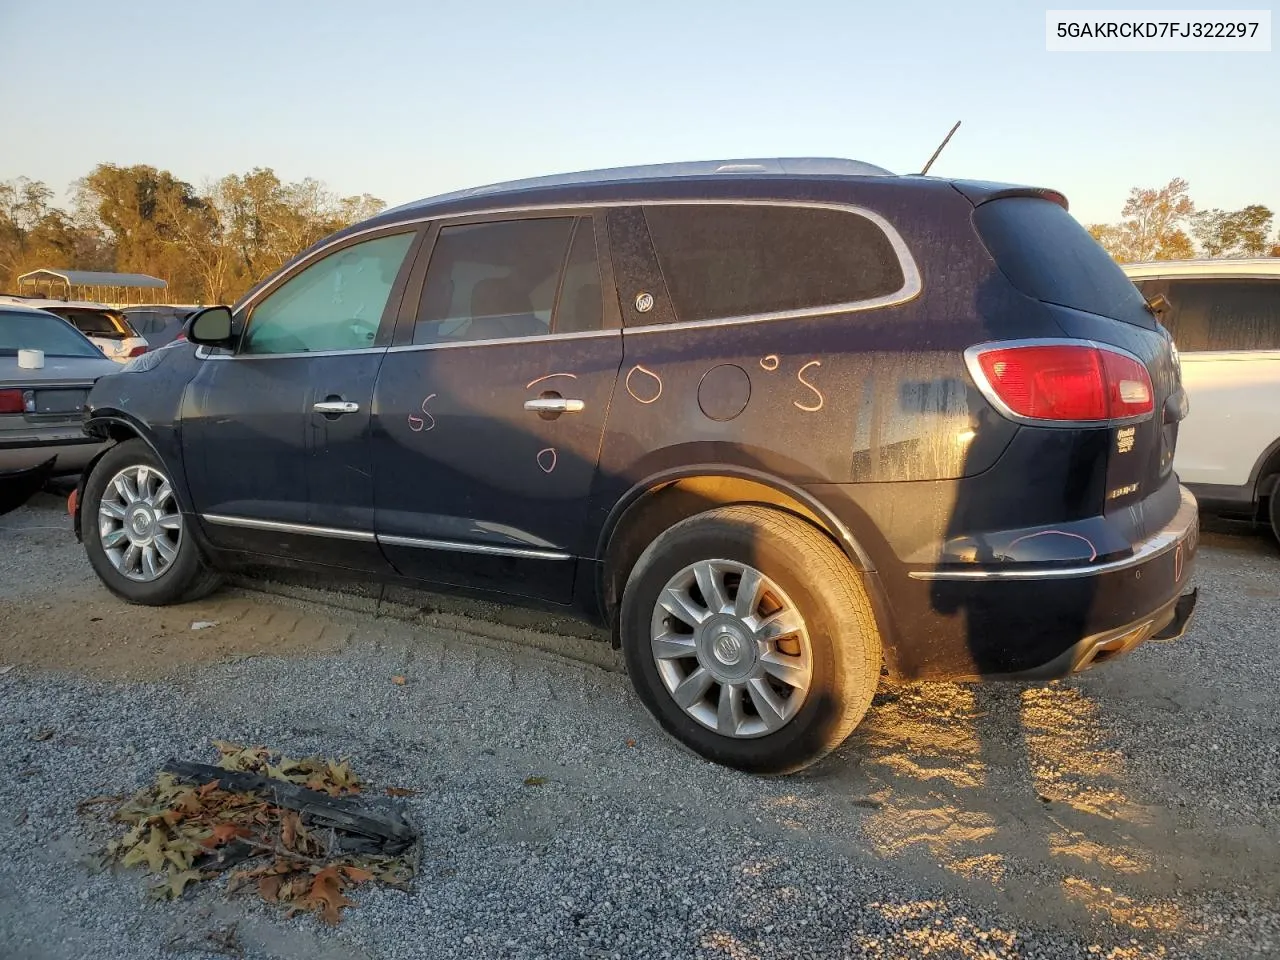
[619,505,882,775]
[82,439,222,605]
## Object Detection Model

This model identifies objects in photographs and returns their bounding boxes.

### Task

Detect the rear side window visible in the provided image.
[1137,278,1280,352]
[414,218,581,345]
[641,204,906,324]
[974,198,1154,328]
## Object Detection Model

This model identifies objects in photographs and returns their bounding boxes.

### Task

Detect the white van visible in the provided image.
[1123,259,1280,541]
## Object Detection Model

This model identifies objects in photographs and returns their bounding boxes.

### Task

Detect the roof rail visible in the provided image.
[385,157,895,215]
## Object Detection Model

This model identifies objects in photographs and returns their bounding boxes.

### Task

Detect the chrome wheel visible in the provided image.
[650,559,813,738]
[97,465,182,582]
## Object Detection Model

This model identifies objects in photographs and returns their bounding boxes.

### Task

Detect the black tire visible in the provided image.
[1269,486,1280,547]
[82,439,222,606]
[619,505,882,775]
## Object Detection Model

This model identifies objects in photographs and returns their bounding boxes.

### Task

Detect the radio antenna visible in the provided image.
[919,121,961,176]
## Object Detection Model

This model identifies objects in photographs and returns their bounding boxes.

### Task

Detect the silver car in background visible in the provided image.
[1,304,119,482]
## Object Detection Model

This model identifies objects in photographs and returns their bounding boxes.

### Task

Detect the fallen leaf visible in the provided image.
[391,675,407,686]
[341,865,375,884]
[259,875,283,902]
[154,869,203,900]
[203,822,251,848]
[122,826,168,874]
[523,776,546,787]
[281,811,300,849]
[626,739,636,748]
[302,867,354,925]
[197,779,221,798]
[32,728,55,742]
[385,787,416,798]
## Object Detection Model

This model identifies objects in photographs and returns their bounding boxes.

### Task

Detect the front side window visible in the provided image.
[641,204,907,324]
[1145,278,1280,352]
[413,217,591,345]
[242,231,415,355]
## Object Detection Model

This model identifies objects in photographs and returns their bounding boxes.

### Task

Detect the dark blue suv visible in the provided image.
[73,158,1199,773]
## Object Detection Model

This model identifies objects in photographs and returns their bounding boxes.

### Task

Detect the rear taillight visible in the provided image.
[0,389,24,414]
[966,340,1154,424]
[126,345,148,358]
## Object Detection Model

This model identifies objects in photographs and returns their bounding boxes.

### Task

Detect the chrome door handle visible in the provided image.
[524,398,585,414]
[313,400,359,414]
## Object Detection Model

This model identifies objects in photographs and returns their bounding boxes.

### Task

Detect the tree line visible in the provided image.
[0,164,384,304]
[1088,178,1280,262]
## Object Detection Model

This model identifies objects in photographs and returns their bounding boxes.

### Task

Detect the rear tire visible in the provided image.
[1268,485,1280,547]
[619,505,882,775]
[82,439,222,606]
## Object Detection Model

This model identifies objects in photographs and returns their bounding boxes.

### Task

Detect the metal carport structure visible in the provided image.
[16,269,168,306]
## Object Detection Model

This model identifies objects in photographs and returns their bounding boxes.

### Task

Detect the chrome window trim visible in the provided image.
[386,327,619,354]
[200,513,571,560]
[909,486,1197,581]
[962,337,1157,430]
[201,513,377,542]
[197,199,919,361]
[195,345,385,361]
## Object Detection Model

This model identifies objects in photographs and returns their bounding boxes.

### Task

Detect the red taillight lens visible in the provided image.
[971,343,1153,423]
[126,345,148,358]
[0,389,24,414]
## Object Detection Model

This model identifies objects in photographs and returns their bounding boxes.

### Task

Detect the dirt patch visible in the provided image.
[0,586,351,679]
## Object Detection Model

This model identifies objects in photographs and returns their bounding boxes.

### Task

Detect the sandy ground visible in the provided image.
[2,490,1279,959]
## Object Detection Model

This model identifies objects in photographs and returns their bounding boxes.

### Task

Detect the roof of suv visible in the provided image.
[1121,259,1280,281]
[382,158,898,216]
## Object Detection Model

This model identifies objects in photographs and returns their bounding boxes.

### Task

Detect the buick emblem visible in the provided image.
[635,292,654,313]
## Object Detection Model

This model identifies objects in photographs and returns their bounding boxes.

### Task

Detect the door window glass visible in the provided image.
[243,232,414,355]
[413,218,575,345]
[552,220,603,334]
[1155,278,1280,352]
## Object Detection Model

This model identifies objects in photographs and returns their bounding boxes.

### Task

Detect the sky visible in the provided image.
[1,0,1276,227]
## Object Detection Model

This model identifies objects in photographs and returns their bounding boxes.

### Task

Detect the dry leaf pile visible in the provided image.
[89,742,418,925]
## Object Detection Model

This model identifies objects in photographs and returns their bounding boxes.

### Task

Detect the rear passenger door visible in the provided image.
[370,212,623,602]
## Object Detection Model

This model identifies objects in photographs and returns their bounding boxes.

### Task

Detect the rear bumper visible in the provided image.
[876,484,1201,680]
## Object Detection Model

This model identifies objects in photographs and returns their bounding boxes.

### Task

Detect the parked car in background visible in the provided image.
[122,304,200,349]
[1123,259,1280,542]
[72,158,1198,773]
[0,296,148,362]
[1,303,118,509]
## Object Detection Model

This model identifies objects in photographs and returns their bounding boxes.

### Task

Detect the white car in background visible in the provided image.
[1123,259,1280,541]
[0,296,148,363]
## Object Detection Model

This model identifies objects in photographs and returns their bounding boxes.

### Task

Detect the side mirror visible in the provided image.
[187,306,236,348]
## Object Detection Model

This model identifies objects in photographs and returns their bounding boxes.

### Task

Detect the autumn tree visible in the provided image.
[1087,178,1196,262]
[0,177,112,289]
[1191,204,1275,258]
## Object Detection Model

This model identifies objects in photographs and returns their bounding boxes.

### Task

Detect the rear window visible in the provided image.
[642,204,906,324]
[50,308,132,339]
[0,310,103,357]
[974,198,1154,327]
[1134,278,1280,352]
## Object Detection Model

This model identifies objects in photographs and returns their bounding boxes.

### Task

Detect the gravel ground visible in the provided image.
[1,491,1278,959]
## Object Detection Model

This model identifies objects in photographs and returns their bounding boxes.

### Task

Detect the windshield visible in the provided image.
[0,310,105,358]
[50,307,133,340]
